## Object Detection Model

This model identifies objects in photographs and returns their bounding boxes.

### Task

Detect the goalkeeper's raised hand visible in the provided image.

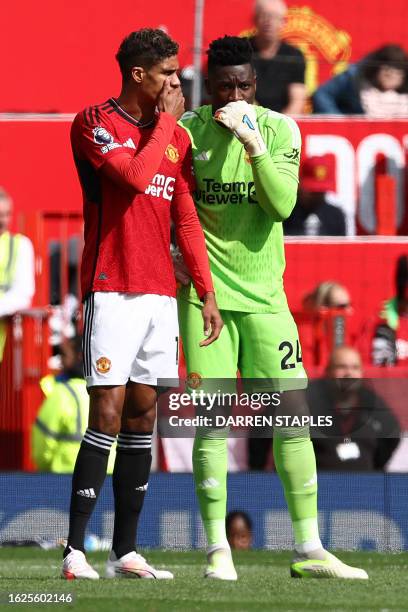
[214,101,266,157]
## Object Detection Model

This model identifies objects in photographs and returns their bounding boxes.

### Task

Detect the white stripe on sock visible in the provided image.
[83,433,113,449]
[86,428,116,442]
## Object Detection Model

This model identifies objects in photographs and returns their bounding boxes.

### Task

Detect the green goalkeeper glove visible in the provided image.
[214,101,267,157]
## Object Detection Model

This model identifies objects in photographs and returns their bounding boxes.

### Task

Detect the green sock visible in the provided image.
[192,436,229,549]
[273,435,321,550]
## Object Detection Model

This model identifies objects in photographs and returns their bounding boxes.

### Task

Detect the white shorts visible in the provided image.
[83,292,179,387]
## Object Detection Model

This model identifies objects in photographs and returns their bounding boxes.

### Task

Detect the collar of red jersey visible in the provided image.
[109,98,156,128]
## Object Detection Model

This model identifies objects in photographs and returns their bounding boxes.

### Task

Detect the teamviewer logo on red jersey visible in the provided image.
[145,174,175,201]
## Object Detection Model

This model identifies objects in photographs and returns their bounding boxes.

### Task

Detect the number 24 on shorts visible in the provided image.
[279,340,302,370]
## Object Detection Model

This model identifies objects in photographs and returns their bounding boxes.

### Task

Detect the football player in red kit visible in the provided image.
[63,28,222,580]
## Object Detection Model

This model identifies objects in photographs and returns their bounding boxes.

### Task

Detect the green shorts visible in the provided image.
[178,299,307,392]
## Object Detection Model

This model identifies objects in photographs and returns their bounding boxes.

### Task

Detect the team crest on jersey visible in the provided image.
[96,356,111,374]
[93,126,114,145]
[165,144,180,163]
[186,372,202,390]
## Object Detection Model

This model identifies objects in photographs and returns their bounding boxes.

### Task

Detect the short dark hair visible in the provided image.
[226,511,253,535]
[207,36,254,75]
[116,28,179,80]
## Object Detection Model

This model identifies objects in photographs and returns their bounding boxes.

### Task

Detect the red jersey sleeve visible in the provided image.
[171,191,214,299]
[71,110,126,169]
[71,110,177,193]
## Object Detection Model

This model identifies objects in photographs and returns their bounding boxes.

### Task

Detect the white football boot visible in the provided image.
[62,547,99,580]
[106,551,174,579]
[290,549,368,579]
[204,548,238,581]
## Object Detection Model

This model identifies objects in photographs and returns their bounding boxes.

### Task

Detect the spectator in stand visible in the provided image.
[284,154,346,236]
[249,0,307,114]
[32,335,115,473]
[180,0,307,114]
[309,346,400,471]
[0,188,35,362]
[303,281,351,311]
[226,512,253,550]
[313,45,408,116]
[372,254,408,366]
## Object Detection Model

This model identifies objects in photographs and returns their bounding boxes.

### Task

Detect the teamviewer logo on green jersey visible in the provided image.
[195,178,258,205]
[248,182,257,203]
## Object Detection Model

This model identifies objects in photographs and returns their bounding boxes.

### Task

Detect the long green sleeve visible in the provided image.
[251,111,301,221]
[251,151,299,221]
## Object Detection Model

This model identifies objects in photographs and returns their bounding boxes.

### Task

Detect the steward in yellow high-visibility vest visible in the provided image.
[32,337,115,473]
[0,189,35,361]
[32,377,90,473]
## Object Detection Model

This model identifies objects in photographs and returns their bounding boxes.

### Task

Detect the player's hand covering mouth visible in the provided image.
[214,101,267,157]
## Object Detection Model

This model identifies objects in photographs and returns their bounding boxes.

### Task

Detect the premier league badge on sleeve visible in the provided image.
[93,126,114,145]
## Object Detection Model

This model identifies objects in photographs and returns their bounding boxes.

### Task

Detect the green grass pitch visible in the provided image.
[0,548,408,611]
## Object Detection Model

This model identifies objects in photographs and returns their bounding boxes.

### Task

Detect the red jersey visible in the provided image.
[71,98,213,299]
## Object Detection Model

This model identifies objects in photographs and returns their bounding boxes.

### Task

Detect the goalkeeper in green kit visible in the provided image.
[176,36,368,581]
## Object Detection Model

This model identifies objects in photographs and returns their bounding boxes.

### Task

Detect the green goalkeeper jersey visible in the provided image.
[179,104,301,313]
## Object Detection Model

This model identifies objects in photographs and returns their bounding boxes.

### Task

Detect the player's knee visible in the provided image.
[277,389,310,418]
[89,409,121,435]
[122,404,156,432]
[88,395,122,434]
[88,386,123,435]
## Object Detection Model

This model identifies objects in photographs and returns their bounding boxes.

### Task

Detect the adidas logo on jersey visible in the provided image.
[77,488,96,498]
[194,151,210,161]
[101,137,135,154]
[123,138,136,149]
